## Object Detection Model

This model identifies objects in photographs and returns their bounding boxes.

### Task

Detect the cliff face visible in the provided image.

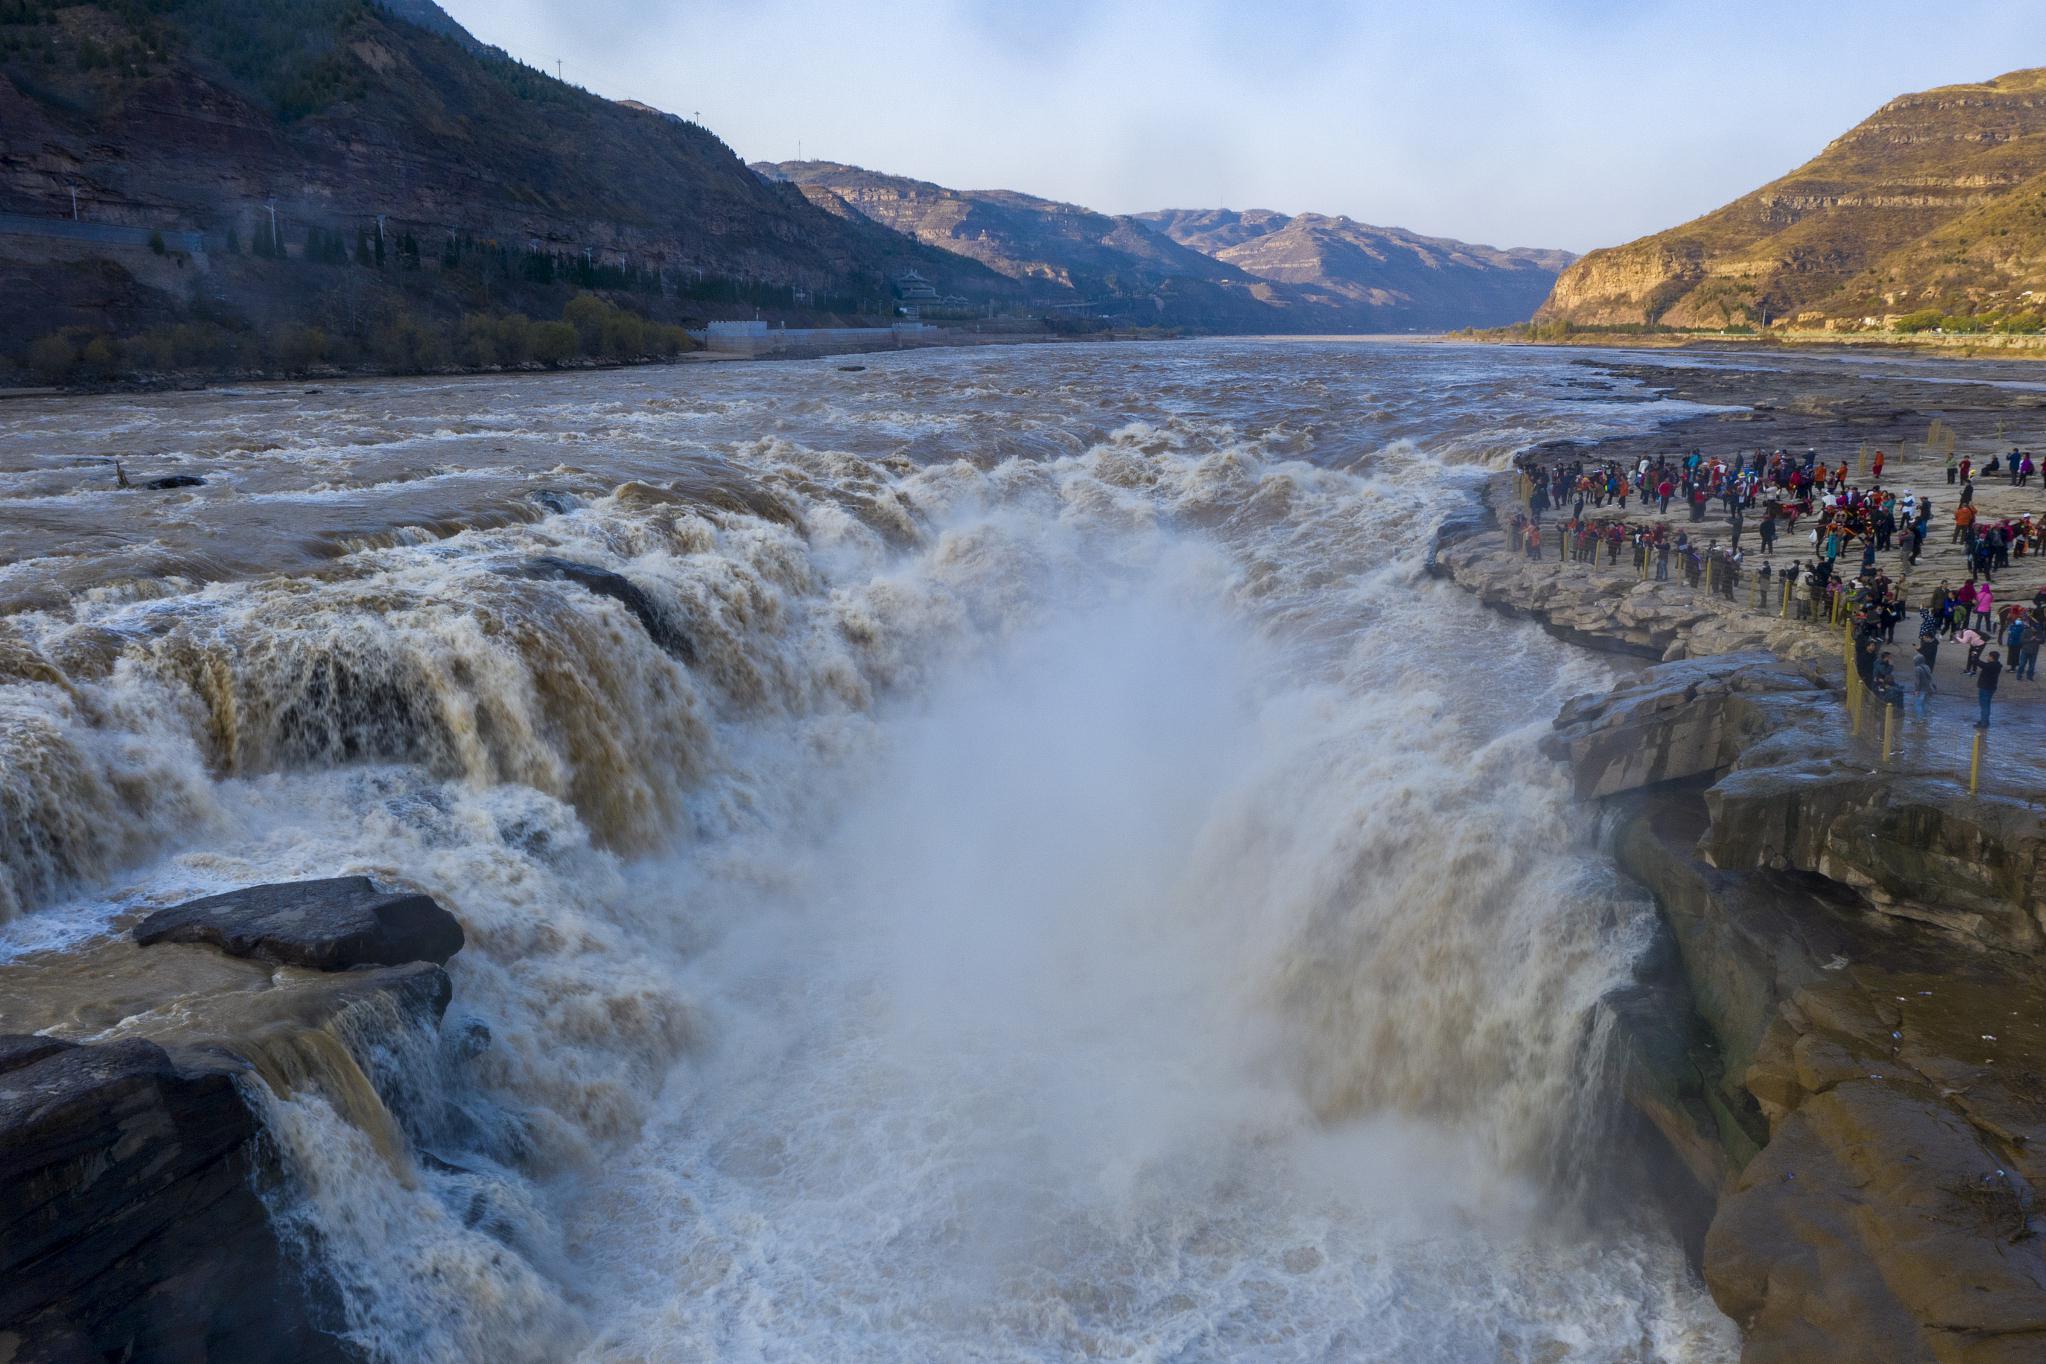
[1537,67,2046,328]
[1549,655,2046,1364]
[1141,207,1575,330]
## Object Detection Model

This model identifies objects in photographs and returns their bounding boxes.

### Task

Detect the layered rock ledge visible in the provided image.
[0,879,466,1364]
[1537,641,2046,1363]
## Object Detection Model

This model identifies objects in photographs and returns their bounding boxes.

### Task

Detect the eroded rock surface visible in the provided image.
[1712,962,2046,1364]
[1545,646,2046,1363]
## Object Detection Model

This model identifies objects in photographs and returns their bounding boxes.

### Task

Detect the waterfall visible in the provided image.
[0,344,1739,1362]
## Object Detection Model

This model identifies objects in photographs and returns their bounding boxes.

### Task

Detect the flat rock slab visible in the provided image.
[133,876,463,969]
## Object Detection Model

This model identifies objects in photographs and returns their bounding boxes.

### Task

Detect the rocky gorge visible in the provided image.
[1434,372,2046,1361]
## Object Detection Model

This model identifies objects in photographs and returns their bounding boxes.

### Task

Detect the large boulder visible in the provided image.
[133,876,464,969]
[1546,651,1819,798]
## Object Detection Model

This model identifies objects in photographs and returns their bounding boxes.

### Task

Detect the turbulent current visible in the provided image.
[0,341,1741,1361]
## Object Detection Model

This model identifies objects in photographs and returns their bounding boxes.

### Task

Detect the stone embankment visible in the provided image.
[1444,479,2046,1363]
[1,877,467,1364]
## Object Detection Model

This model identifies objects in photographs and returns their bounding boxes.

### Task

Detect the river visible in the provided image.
[0,340,1741,1362]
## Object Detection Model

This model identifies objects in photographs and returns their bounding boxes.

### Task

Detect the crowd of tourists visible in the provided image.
[1513,444,2046,728]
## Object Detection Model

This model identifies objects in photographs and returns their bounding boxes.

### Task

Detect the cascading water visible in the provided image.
[0,342,1741,1361]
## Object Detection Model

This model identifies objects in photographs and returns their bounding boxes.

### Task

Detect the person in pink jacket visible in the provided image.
[1975,581,1995,633]
[1959,625,1989,674]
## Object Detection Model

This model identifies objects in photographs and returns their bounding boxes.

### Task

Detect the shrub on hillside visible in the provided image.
[530,321,578,367]
[25,328,119,384]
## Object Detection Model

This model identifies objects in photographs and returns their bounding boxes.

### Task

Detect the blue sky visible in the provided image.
[437,0,2046,254]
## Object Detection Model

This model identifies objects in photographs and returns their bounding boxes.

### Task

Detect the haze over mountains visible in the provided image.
[1537,67,2046,331]
[761,160,1574,331]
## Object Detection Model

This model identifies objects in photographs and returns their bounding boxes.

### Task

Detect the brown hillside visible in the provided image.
[1538,68,2046,329]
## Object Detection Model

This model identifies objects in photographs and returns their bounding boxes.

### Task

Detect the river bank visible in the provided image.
[1436,351,2046,1363]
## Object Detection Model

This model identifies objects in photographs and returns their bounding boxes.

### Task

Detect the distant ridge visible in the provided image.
[1537,67,2046,331]
[1140,208,1574,329]
[758,161,1575,331]
[756,160,1284,330]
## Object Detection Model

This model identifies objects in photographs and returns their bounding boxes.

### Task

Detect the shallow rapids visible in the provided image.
[0,341,1740,1361]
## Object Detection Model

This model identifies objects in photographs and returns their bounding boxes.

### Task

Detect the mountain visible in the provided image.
[759,161,1574,332]
[0,0,1018,363]
[1537,67,2046,330]
[1140,209,1574,330]
[755,160,1286,330]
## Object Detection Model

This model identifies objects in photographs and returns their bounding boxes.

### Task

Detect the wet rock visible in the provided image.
[145,474,206,489]
[516,554,695,662]
[134,875,464,969]
[0,1036,349,1363]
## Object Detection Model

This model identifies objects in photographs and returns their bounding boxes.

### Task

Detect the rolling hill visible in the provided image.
[1536,67,2046,331]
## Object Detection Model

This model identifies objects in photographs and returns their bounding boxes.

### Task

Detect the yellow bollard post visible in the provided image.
[1970,729,1984,798]
[1781,579,1790,618]
[1883,702,1896,764]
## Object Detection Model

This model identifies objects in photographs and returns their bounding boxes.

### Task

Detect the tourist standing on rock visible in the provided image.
[2006,613,2032,676]
[2019,618,2042,681]
[1873,651,1898,703]
[1976,650,2003,728]
[1912,651,1937,718]
[1975,580,1995,633]
[1856,624,1880,686]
